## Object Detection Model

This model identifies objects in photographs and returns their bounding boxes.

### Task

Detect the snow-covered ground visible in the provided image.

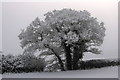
[2,66,118,78]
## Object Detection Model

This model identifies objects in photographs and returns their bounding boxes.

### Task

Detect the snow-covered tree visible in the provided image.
[18,9,106,71]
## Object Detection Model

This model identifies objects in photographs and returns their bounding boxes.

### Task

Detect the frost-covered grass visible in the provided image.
[2,66,118,78]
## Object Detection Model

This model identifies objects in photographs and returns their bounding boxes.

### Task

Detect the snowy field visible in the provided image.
[2,66,118,78]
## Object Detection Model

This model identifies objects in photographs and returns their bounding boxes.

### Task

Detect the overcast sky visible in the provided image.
[0,2,2,51]
[2,0,118,60]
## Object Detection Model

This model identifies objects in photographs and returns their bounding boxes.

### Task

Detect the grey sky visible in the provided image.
[0,2,2,51]
[2,1,118,60]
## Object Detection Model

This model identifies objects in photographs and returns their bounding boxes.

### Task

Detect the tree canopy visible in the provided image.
[18,9,106,71]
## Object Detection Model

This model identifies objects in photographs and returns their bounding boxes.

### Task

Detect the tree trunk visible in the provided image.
[72,46,79,70]
[72,40,87,70]
[63,43,72,70]
[66,50,72,70]
[72,46,83,70]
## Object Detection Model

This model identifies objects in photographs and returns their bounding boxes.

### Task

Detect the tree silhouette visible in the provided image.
[18,9,106,71]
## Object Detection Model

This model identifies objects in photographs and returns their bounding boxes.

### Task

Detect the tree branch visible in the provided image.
[43,44,65,71]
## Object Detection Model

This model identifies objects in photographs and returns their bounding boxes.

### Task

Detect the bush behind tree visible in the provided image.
[2,54,46,73]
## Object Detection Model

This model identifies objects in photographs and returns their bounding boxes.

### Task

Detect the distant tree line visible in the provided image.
[79,59,120,70]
